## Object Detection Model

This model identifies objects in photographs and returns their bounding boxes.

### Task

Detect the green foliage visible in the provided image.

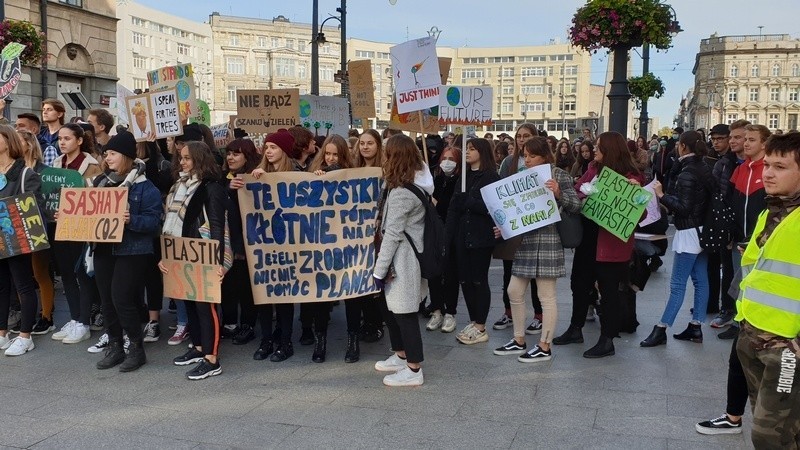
[628,73,665,102]
[0,20,46,66]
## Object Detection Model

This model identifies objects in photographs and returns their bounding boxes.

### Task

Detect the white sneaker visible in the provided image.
[457,326,489,345]
[456,322,475,338]
[383,366,423,386]
[88,333,109,353]
[52,320,76,341]
[0,334,11,350]
[62,323,90,344]
[374,353,407,372]
[441,314,457,333]
[4,337,34,356]
[425,311,443,331]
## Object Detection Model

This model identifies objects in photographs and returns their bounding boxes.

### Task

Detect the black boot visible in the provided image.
[96,340,125,370]
[119,340,147,372]
[552,325,584,345]
[344,331,360,363]
[299,327,314,346]
[253,339,273,361]
[673,323,703,343]
[640,325,667,347]
[270,342,294,362]
[583,336,615,358]
[311,332,327,363]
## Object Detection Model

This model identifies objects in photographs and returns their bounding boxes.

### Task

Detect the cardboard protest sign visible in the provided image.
[390,36,441,114]
[161,236,221,303]
[299,95,350,137]
[581,167,652,241]
[347,60,375,120]
[115,83,135,125]
[39,167,85,219]
[639,179,662,227]
[236,89,300,135]
[190,99,211,125]
[126,89,182,142]
[439,86,493,125]
[0,43,25,100]
[210,123,232,149]
[438,57,451,85]
[237,168,382,304]
[389,99,440,134]
[481,165,561,240]
[55,187,128,243]
[147,63,197,120]
[0,193,49,259]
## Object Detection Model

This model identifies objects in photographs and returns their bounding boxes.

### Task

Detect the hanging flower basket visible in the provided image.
[569,0,681,53]
[0,19,46,66]
[628,72,665,102]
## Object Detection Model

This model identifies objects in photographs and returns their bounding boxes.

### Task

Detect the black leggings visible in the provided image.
[502,259,541,315]
[77,245,100,325]
[51,240,83,323]
[185,301,220,357]
[720,248,735,312]
[385,311,424,364]
[94,253,148,343]
[344,297,366,333]
[144,247,163,312]
[221,259,256,327]
[428,248,459,315]
[258,303,294,346]
[570,218,599,328]
[305,302,331,333]
[0,253,37,333]
[727,334,749,416]
[361,293,384,329]
[456,245,493,325]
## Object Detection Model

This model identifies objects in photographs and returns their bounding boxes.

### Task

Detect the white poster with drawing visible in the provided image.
[390,36,441,114]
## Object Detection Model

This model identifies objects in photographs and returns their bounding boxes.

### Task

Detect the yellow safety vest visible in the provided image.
[735,207,800,338]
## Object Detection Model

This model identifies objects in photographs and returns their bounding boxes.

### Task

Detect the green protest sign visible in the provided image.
[190,99,211,125]
[40,167,85,219]
[581,166,651,241]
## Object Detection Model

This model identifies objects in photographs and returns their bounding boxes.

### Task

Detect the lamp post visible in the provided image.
[311,1,347,97]
[311,0,319,95]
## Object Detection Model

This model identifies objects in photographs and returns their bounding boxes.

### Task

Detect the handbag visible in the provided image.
[556,207,583,249]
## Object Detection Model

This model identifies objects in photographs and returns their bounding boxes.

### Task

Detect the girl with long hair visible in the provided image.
[556,140,576,172]
[310,134,354,174]
[570,141,594,181]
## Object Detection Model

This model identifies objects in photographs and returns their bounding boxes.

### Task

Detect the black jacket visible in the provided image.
[712,150,740,203]
[445,169,499,249]
[182,180,227,263]
[432,172,458,222]
[659,155,711,231]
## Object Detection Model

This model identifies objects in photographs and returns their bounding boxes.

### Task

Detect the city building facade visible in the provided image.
[687,33,800,131]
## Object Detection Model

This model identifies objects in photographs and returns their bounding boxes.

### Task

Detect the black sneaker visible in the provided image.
[221,325,238,339]
[253,339,273,361]
[717,326,739,340]
[168,299,177,314]
[493,339,527,356]
[173,348,204,366]
[270,343,294,362]
[31,317,55,335]
[143,321,160,343]
[186,358,222,380]
[518,345,552,363]
[359,325,384,343]
[695,415,742,435]
[299,327,314,345]
[232,324,255,345]
[90,311,104,331]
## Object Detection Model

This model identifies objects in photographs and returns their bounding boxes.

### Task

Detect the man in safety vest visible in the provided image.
[735,131,800,449]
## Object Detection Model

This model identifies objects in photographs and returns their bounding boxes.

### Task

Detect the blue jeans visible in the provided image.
[175,300,188,326]
[659,251,709,327]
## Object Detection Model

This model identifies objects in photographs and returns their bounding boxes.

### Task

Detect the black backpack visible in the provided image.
[687,166,734,251]
[402,183,447,280]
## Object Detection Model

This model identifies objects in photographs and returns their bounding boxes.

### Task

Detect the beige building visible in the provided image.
[687,33,800,131]
[5,0,118,120]
[116,0,214,118]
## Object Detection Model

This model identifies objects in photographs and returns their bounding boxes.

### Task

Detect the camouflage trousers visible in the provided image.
[737,323,800,449]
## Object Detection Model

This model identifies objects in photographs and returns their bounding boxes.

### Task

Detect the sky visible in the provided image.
[135,0,800,129]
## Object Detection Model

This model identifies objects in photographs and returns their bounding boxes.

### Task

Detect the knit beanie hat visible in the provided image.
[264,129,298,159]
[103,131,137,160]
[175,123,204,143]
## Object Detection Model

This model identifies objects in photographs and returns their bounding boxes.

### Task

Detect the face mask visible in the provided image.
[671,134,679,140]
[650,144,658,152]
[440,160,457,175]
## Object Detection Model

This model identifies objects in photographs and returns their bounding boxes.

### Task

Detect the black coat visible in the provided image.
[659,155,711,231]
[182,180,227,262]
[712,150,740,202]
[432,172,458,222]
[445,169,499,249]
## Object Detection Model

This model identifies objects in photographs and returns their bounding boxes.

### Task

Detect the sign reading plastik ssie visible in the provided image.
[237,168,382,304]
[581,167,652,241]
[161,236,221,303]
[236,89,300,135]
[55,187,128,243]
[481,165,561,240]
[0,193,49,259]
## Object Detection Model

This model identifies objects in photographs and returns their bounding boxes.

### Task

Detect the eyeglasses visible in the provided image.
[710,136,729,142]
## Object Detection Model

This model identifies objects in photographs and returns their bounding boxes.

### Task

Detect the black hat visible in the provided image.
[103,131,137,160]
[709,123,730,136]
[673,127,684,134]
[175,123,204,143]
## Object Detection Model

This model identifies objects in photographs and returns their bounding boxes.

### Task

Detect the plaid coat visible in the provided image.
[512,166,582,279]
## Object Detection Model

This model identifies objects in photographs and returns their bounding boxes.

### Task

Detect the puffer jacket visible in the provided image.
[712,150,740,201]
[181,180,227,263]
[659,154,711,231]
[445,168,500,249]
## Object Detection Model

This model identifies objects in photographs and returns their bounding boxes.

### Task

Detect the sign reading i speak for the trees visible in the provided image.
[581,167,652,241]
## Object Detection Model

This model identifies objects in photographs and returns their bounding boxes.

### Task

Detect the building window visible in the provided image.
[298,41,306,53]
[772,64,781,77]
[730,64,738,77]
[564,83,577,94]
[285,39,295,50]
[378,52,390,60]
[522,102,545,112]
[561,101,576,111]
[257,59,268,77]
[272,37,280,48]
[749,87,759,102]
[150,22,164,33]
[521,85,545,95]
[501,85,514,95]
[726,113,739,124]
[501,67,514,77]
[131,17,144,26]
[501,102,513,113]
[177,43,191,57]
[490,56,515,63]
[59,0,82,6]
[519,55,546,62]
[257,36,268,47]
[229,34,240,46]
[226,57,244,75]
[768,113,780,129]
[727,87,738,102]
[275,58,296,78]
[320,65,334,81]
[132,32,146,46]
[133,78,147,90]
[356,50,375,58]
[750,64,759,77]
[562,65,578,75]
[793,64,800,77]
[770,87,780,101]
[227,85,242,104]
[789,87,799,102]
[463,57,486,64]
[521,67,546,77]
[709,67,716,78]
[460,69,485,83]
[133,55,147,70]
[550,54,574,61]
[747,113,759,124]
[298,64,307,79]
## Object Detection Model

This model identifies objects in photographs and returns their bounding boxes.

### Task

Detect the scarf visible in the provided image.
[163,172,202,237]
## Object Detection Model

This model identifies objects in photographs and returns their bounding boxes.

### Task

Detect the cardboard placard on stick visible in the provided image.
[236,89,300,135]
[390,36,442,114]
[439,86,493,125]
[39,167,85,220]
[438,57,451,85]
[0,43,25,100]
[581,167,652,241]
[55,187,128,243]
[210,123,232,149]
[389,99,440,134]
[147,63,197,121]
[348,60,375,120]
[160,236,222,303]
[299,95,350,137]
[237,168,382,304]
[126,89,182,142]
[0,193,49,259]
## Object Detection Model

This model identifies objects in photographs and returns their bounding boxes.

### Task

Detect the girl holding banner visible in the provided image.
[0,125,42,356]
[160,141,226,380]
[92,131,161,372]
[492,137,582,362]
